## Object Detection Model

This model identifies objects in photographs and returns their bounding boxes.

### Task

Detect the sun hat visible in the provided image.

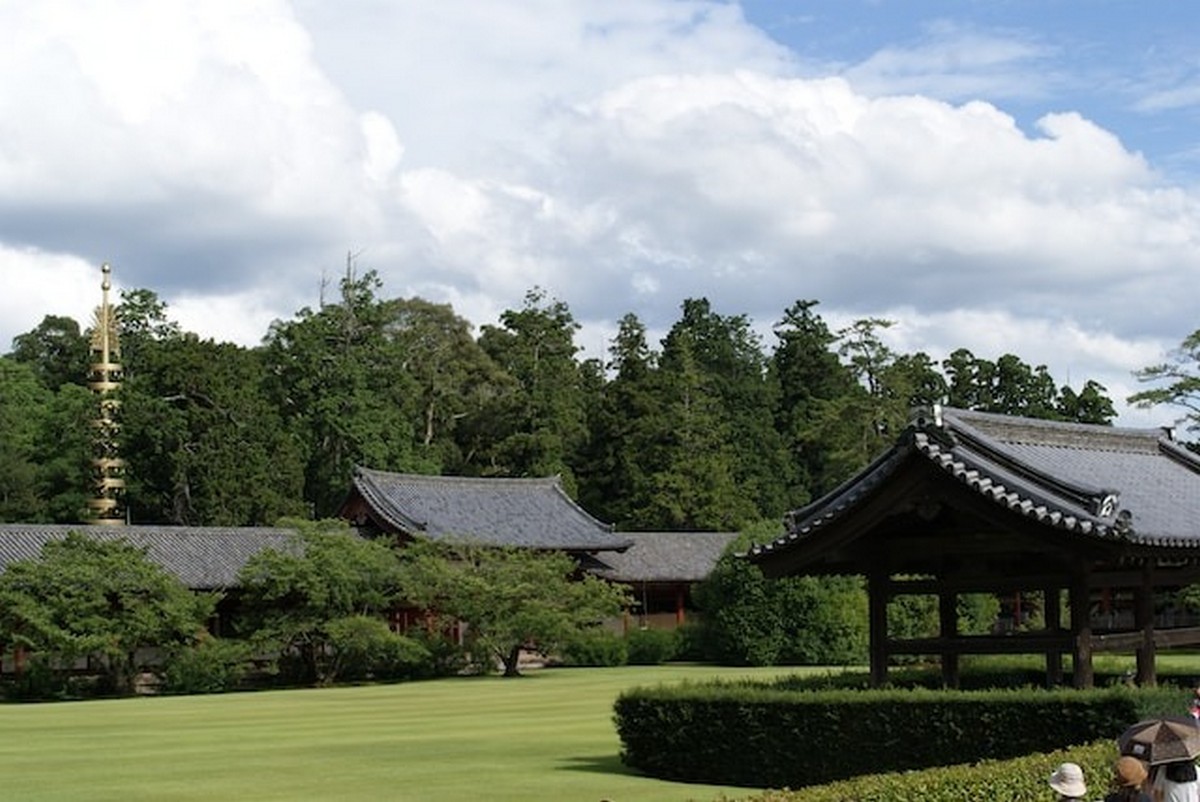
[1114,756,1148,787]
[1049,762,1087,797]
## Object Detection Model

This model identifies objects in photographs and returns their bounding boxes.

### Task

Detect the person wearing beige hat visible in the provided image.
[1104,756,1152,802]
[1049,762,1089,800]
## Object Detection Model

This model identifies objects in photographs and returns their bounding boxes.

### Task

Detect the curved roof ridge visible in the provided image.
[939,409,1119,514]
[912,431,1120,538]
[751,440,915,558]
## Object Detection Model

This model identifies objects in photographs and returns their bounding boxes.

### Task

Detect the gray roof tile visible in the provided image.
[351,467,631,552]
[0,524,298,589]
[589,531,738,582]
[751,406,1200,561]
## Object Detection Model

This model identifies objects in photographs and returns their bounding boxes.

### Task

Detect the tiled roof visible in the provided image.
[0,524,298,589]
[750,406,1200,561]
[350,467,631,552]
[589,531,738,583]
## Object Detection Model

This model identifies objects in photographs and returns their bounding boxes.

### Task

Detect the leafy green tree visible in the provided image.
[575,313,665,527]
[117,288,183,371]
[262,269,428,515]
[769,301,860,501]
[385,297,513,472]
[397,540,628,677]
[1129,328,1200,436]
[473,288,586,484]
[660,298,792,520]
[1057,379,1117,424]
[692,521,868,666]
[943,349,1112,423]
[32,382,95,523]
[121,334,305,525]
[0,358,52,520]
[0,532,214,695]
[645,330,757,530]
[235,519,408,685]
[8,314,90,391]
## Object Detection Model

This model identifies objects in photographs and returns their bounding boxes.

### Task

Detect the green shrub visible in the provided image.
[729,739,1117,801]
[161,637,253,695]
[3,655,71,701]
[406,630,469,678]
[326,615,430,682]
[615,681,1187,789]
[625,628,677,665]
[559,628,627,666]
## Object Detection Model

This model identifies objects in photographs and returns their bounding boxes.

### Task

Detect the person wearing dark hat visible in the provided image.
[1049,762,1088,801]
[1150,758,1200,802]
[1105,756,1152,802]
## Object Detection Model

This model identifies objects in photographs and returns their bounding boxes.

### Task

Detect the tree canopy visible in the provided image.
[0,532,213,694]
[397,539,628,676]
[3,269,1120,530]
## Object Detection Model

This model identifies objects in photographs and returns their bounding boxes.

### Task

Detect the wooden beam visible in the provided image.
[1092,627,1200,652]
[868,571,889,688]
[1070,569,1094,689]
[1044,585,1063,686]
[939,589,959,688]
[1135,564,1156,686]
[888,633,1074,655]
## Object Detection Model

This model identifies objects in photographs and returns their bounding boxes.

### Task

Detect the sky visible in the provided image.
[3,1,1199,430]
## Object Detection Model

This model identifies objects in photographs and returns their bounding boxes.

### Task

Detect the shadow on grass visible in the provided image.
[558,754,638,777]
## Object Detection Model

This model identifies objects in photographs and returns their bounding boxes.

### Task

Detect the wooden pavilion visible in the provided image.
[748,406,1200,688]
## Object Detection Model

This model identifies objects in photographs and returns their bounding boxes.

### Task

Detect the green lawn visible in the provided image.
[0,664,810,802]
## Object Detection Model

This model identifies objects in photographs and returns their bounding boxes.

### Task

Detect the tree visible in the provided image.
[944,348,1113,423]
[1129,328,1200,436]
[473,288,587,483]
[0,358,51,520]
[398,540,628,677]
[660,298,792,520]
[769,301,859,501]
[235,519,408,685]
[645,329,757,529]
[0,532,213,695]
[1058,379,1117,424]
[8,314,90,391]
[385,297,512,472]
[692,521,868,666]
[121,334,306,525]
[575,313,664,527]
[262,268,428,515]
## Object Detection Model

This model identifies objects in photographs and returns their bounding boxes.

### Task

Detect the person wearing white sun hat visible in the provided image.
[1049,762,1089,801]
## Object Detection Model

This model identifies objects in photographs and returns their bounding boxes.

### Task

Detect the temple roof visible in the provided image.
[750,406,1200,566]
[589,531,738,583]
[348,467,631,552]
[0,524,298,590]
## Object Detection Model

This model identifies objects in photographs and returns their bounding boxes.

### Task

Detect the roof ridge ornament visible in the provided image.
[908,403,943,431]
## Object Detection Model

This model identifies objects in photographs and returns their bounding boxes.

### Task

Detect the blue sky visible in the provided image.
[2,1,1199,429]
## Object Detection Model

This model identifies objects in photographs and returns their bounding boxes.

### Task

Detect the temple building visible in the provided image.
[749,405,1200,688]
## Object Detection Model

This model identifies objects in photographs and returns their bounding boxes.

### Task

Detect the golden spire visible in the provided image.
[87,263,127,525]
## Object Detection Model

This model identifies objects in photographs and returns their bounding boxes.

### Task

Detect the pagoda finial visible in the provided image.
[87,262,126,525]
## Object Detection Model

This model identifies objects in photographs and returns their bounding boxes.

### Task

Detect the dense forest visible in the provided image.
[0,269,1118,530]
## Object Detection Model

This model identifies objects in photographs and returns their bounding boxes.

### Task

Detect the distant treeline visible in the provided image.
[0,270,1116,529]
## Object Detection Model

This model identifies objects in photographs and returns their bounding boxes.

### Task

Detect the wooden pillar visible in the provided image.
[1069,569,1094,689]
[675,586,686,627]
[868,571,890,688]
[1135,564,1157,686]
[1044,585,1064,687]
[939,587,959,688]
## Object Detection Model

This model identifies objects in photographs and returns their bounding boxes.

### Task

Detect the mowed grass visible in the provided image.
[0,664,810,802]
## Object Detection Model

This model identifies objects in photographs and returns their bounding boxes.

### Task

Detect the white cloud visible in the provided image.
[3,1,1200,436]
[0,247,106,349]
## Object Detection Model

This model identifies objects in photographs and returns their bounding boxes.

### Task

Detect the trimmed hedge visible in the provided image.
[728,739,1118,802]
[614,681,1185,789]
